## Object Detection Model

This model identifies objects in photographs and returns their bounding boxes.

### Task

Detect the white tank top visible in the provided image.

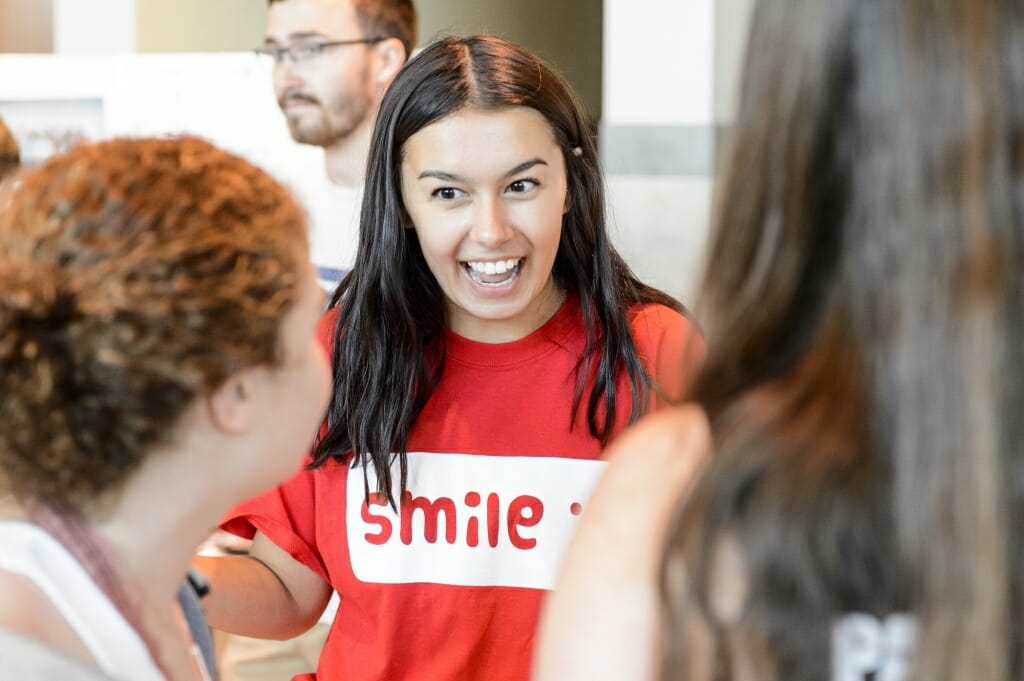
[0,521,165,680]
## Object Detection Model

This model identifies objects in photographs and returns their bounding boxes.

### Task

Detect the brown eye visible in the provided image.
[507,179,538,194]
[432,187,464,200]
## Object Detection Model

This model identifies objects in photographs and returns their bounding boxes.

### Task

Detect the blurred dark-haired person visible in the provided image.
[536,1,1024,681]
[0,137,331,680]
[260,0,416,288]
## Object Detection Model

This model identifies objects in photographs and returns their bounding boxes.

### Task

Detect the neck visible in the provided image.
[323,119,374,187]
[86,443,232,608]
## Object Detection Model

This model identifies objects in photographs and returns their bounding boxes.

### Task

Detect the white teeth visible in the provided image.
[468,258,519,274]
[464,258,523,285]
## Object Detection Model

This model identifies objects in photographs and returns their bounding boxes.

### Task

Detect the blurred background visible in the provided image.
[0,0,754,306]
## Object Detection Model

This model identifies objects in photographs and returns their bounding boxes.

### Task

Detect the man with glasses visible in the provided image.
[259,0,416,287]
[215,5,416,678]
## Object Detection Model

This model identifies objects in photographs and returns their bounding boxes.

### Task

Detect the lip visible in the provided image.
[281,97,317,111]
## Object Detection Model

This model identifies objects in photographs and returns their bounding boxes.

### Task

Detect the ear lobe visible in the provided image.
[207,375,252,435]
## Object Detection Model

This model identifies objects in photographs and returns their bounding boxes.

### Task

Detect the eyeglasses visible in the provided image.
[255,38,385,64]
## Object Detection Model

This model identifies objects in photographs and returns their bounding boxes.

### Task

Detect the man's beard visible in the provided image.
[280,90,372,148]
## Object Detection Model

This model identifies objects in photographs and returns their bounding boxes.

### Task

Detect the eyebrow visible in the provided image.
[263,31,328,45]
[418,157,549,182]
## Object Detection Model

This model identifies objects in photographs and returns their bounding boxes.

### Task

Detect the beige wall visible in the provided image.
[135,0,267,52]
[416,0,602,123]
[0,0,53,53]
[127,0,603,118]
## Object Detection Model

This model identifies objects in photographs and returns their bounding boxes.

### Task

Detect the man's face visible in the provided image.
[265,0,377,147]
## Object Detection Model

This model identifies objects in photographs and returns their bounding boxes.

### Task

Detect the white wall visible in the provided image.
[52,0,135,53]
[603,0,712,126]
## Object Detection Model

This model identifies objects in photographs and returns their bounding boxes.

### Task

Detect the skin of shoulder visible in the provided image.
[0,568,95,667]
[533,404,711,681]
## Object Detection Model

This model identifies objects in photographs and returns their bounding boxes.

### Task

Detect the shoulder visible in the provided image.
[628,301,688,332]
[626,303,705,402]
[606,402,710,466]
[0,628,110,680]
[591,405,710,546]
[0,569,95,668]
[561,405,710,585]
[627,302,702,354]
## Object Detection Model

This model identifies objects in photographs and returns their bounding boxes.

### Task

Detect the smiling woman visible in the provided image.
[199,34,705,681]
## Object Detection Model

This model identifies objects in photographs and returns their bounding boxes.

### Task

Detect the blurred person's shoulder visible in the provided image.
[599,405,710,531]
[578,405,710,575]
[0,628,114,681]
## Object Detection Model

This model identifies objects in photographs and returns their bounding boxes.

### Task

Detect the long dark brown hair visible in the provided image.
[312,35,681,505]
[662,1,1024,680]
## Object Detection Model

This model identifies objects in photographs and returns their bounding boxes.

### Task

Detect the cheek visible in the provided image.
[411,213,457,262]
[523,201,566,251]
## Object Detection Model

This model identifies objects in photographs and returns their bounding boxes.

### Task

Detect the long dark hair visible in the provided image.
[313,35,680,505]
[662,1,1024,680]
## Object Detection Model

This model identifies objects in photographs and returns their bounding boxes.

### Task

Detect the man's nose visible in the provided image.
[274,60,305,94]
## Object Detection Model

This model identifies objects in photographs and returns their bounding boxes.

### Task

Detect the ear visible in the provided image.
[372,37,407,87]
[206,374,253,435]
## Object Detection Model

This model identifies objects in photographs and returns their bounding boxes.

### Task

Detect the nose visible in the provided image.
[273,59,304,95]
[469,197,514,248]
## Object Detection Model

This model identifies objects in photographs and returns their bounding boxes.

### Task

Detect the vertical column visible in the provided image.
[52,0,136,54]
[714,0,755,132]
[600,0,714,305]
[601,0,713,176]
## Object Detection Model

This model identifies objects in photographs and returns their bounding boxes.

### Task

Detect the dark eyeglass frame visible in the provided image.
[254,37,386,64]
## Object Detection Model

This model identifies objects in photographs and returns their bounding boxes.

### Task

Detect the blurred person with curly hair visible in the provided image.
[0,136,331,680]
[0,117,19,186]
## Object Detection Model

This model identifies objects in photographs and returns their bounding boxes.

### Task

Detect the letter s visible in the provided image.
[362,492,392,545]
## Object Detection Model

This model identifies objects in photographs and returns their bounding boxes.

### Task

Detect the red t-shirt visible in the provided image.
[222,296,699,680]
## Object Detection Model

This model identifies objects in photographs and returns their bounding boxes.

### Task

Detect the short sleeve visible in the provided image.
[219,460,330,583]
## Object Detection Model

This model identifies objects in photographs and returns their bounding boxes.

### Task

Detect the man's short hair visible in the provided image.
[0,118,19,181]
[269,0,417,60]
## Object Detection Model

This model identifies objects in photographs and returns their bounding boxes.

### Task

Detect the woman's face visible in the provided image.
[400,106,569,343]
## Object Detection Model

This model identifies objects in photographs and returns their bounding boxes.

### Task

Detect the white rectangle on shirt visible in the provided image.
[346,452,607,590]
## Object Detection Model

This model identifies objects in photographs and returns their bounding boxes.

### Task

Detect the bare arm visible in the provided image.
[533,406,710,681]
[193,530,332,639]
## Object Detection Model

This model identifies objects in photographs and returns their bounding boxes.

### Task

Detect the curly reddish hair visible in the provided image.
[0,136,308,512]
[0,117,18,182]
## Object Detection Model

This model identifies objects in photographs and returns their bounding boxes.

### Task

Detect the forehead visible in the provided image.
[402,107,562,175]
[266,0,359,40]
